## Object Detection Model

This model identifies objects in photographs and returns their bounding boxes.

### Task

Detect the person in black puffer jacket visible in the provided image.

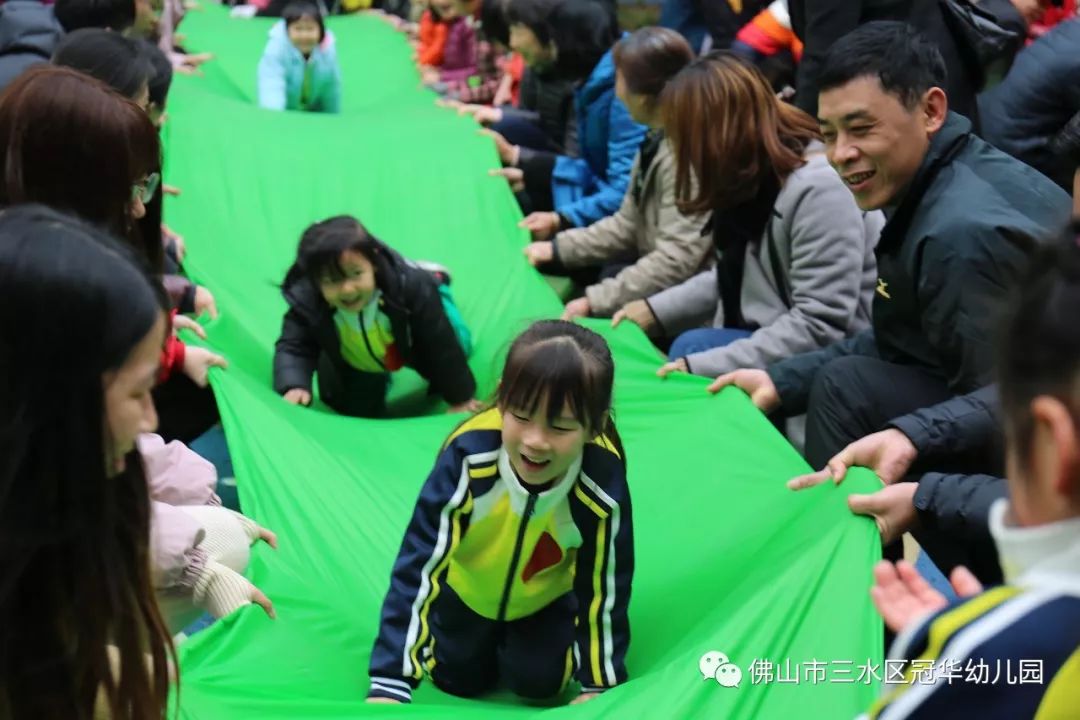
[274,215,478,417]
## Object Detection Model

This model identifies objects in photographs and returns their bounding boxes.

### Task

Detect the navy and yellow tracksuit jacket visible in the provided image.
[864,501,1080,719]
[367,408,634,703]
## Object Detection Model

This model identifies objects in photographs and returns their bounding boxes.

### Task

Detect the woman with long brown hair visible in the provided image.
[0,65,226,442]
[614,52,882,382]
[0,205,174,719]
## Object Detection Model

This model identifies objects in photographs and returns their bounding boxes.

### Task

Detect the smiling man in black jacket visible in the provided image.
[711,23,1071,512]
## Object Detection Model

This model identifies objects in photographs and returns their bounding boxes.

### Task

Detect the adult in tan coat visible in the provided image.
[523,27,712,319]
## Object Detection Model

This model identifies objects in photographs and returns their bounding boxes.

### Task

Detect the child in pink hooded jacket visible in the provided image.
[140,434,278,632]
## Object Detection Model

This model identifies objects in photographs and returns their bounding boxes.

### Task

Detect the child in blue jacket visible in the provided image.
[257,1,341,113]
[367,320,634,706]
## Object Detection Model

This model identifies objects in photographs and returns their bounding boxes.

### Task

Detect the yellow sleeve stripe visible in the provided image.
[574,484,610,520]
[869,585,1022,717]
[468,463,498,479]
[444,407,503,448]
[1035,645,1080,720]
[591,433,620,459]
[407,493,472,678]
[588,513,609,685]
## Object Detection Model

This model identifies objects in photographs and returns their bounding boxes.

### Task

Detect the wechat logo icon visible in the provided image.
[699,650,742,688]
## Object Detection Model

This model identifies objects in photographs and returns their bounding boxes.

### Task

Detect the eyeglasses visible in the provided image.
[132,172,161,204]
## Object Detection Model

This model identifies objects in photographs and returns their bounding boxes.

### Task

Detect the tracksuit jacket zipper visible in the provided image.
[496,494,537,623]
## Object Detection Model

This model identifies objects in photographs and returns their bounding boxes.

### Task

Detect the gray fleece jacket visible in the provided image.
[647,151,883,377]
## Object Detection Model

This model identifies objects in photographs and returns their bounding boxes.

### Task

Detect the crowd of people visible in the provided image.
[0,0,1078,716]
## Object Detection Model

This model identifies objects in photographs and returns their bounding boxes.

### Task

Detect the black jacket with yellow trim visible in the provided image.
[368,408,633,703]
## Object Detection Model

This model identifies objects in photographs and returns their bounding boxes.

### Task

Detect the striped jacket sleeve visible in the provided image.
[571,447,634,694]
[368,442,473,703]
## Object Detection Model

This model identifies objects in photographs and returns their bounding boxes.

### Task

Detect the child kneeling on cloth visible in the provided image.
[367,320,634,705]
[274,215,478,417]
[257,1,341,113]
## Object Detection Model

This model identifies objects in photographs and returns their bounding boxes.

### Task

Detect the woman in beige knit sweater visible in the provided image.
[523,27,712,319]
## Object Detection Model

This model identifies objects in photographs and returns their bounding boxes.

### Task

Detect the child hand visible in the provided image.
[283,388,313,406]
[172,314,207,340]
[490,167,524,192]
[561,297,590,321]
[518,212,560,242]
[182,346,228,387]
[448,399,483,414]
[163,184,182,197]
[366,698,402,704]
[870,560,983,633]
[478,128,518,165]
[194,285,219,320]
[570,693,601,705]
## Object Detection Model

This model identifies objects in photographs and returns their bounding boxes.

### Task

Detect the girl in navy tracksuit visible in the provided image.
[367,320,634,706]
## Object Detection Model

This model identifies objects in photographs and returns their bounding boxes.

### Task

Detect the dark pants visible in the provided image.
[317,354,390,418]
[803,356,954,470]
[152,373,220,443]
[490,114,561,155]
[429,586,576,701]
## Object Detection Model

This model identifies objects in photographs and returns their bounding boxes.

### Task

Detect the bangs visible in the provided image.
[498,337,603,431]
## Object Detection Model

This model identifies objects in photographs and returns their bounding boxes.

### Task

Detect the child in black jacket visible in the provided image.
[274,215,478,417]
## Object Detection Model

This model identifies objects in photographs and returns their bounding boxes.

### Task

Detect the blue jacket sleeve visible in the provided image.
[555,97,646,228]
[257,46,288,111]
[571,447,634,694]
[368,443,472,703]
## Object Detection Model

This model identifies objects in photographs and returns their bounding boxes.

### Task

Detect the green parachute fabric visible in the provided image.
[165,7,884,717]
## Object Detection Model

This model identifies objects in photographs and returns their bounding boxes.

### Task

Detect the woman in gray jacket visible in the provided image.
[522,27,712,319]
[612,52,882,380]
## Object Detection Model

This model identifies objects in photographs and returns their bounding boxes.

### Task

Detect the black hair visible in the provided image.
[53,0,136,33]
[817,21,947,109]
[496,320,623,460]
[506,0,618,79]
[282,1,326,42]
[284,215,392,290]
[998,228,1080,459]
[53,28,153,101]
[480,0,511,48]
[139,39,173,110]
[0,204,173,720]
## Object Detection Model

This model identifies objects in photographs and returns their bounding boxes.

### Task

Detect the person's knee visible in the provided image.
[501,664,568,700]
[808,356,873,412]
[668,328,711,360]
[430,663,496,698]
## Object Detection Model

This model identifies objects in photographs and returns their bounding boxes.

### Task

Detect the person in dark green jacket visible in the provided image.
[709,22,1071,475]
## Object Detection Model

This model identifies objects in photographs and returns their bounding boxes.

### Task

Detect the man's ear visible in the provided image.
[923,86,948,134]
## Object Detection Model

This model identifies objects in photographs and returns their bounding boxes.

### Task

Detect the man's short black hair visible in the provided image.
[53,0,136,33]
[817,21,947,109]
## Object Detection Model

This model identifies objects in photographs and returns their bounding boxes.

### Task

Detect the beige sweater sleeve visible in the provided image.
[583,144,712,316]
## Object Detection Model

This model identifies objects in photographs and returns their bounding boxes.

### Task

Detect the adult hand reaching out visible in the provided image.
[182,346,228,387]
[478,128,518,165]
[490,167,524,192]
[788,429,918,490]
[611,300,656,333]
[522,241,553,266]
[518,212,560,242]
[706,369,780,412]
